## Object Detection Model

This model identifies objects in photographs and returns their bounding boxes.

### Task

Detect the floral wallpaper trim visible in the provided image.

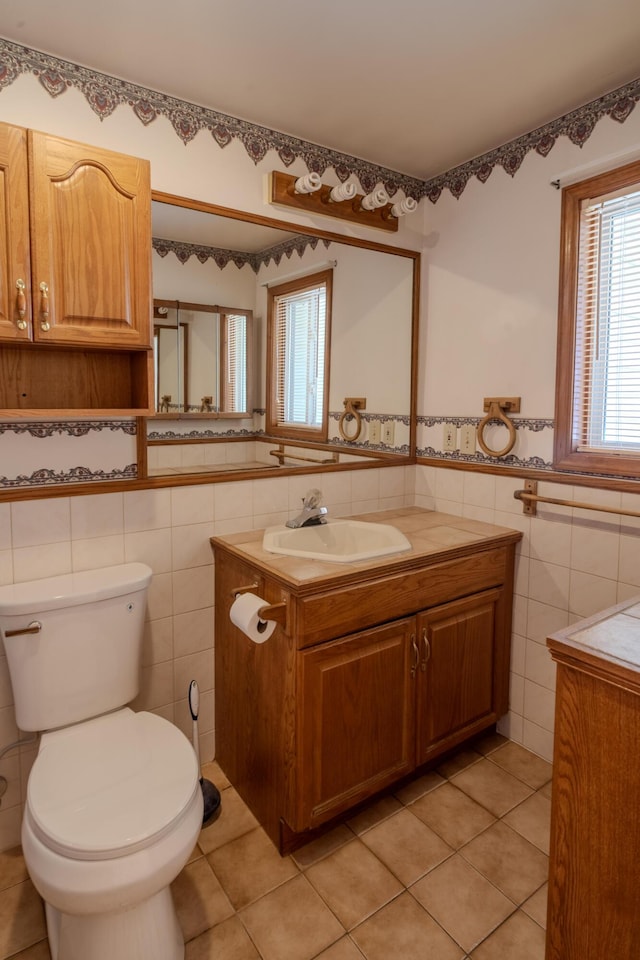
[0,420,136,437]
[417,416,553,432]
[0,38,423,199]
[422,77,640,202]
[0,465,137,488]
[153,235,332,272]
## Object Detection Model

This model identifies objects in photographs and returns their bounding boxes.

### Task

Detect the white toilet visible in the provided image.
[0,563,203,960]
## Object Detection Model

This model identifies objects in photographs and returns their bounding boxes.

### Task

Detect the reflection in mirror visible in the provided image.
[153,298,252,416]
[148,193,419,479]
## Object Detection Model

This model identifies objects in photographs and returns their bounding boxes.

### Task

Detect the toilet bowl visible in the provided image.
[22,710,203,960]
[0,564,204,960]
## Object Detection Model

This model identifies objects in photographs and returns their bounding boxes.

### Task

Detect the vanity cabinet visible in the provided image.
[546,600,640,959]
[212,510,521,853]
[0,122,153,415]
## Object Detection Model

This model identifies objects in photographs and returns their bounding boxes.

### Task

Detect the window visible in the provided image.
[555,159,640,477]
[266,269,332,440]
[220,311,250,414]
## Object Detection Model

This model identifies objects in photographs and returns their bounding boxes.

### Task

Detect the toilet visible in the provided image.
[0,563,203,960]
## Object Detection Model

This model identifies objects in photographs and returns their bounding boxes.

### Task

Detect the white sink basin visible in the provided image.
[262,519,412,563]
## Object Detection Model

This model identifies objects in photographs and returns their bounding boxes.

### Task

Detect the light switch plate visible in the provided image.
[382,421,395,445]
[459,423,476,454]
[369,420,381,444]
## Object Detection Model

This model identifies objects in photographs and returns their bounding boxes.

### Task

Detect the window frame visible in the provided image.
[266,268,333,441]
[554,158,640,478]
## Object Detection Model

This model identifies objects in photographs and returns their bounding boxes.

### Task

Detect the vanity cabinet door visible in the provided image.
[27,130,151,348]
[0,124,31,342]
[296,618,416,830]
[415,589,501,765]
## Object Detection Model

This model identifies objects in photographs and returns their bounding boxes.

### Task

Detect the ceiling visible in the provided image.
[1,0,640,180]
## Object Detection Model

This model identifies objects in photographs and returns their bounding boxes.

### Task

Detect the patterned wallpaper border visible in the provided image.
[0,465,136,489]
[0,38,422,198]
[1,39,638,204]
[153,235,332,272]
[0,420,136,437]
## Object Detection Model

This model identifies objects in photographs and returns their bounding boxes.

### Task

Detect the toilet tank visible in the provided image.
[0,563,152,732]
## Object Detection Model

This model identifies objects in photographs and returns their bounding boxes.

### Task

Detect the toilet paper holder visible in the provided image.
[231,583,288,627]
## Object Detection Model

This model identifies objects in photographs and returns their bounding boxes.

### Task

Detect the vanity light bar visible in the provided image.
[269,171,418,232]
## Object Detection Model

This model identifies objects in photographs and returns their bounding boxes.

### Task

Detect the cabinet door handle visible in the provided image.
[421,627,430,671]
[39,281,50,331]
[410,633,419,678]
[15,279,27,329]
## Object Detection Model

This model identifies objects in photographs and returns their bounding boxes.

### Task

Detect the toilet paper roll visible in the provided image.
[229,592,277,643]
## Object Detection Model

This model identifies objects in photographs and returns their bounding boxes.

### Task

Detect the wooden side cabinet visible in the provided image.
[0,122,153,415]
[546,601,640,959]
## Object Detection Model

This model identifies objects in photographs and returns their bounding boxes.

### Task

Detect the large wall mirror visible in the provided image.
[147,191,419,479]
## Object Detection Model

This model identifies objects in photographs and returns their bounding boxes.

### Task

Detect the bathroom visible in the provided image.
[1,6,640,959]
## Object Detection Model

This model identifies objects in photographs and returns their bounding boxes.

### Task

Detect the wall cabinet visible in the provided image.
[212,516,520,853]
[0,123,153,415]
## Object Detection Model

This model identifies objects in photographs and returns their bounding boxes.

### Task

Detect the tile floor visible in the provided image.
[0,733,552,960]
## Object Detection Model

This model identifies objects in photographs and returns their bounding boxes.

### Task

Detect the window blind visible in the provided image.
[273,282,326,427]
[575,185,640,453]
[222,313,247,413]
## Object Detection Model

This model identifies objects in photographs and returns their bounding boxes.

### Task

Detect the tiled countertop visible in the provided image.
[210,506,523,590]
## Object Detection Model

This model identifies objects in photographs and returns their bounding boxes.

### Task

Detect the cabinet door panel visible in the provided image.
[0,124,31,341]
[297,618,415,829]
[416,589,501,764]
[27,131,151,347]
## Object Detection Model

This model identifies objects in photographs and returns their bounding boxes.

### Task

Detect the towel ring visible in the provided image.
[476,398,519,458]
[338,398,365,441]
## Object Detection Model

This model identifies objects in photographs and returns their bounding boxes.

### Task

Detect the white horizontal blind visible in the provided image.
[273,282,326,428]
[222,313,246,412]
[575,185,640,453]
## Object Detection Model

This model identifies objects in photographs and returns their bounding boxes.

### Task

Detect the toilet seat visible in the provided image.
[27,708,199,861]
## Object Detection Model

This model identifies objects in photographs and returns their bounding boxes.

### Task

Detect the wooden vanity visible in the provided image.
[210,507,522,852]
[546,598,640,959]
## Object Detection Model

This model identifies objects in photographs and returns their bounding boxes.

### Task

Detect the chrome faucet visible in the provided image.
[286,488,328,528]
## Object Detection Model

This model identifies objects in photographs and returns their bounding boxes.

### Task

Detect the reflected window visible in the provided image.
[267,269,332,440]
[222,312,248,414]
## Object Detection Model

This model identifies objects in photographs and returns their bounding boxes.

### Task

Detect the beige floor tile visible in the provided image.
[203,759,231,790]
[306,838,403,929]
[351,891,463,960]
[359,808,452,885]
[6,941,51,960]
[460,821,549,905]
[292,824,354,869]
[172,856,234,942]
[394,770,445,805]
[411,853,516,953]
[503,792,551,854]
[0,879,46,958]
[410,782,495,848]
[346,794,403,835]
[470,910,546,959]
[239,874,344,960]
[473,731,508,756]
[196,787,259,855]
[0,846,28,892]
[521,883,548,929]
[540,780,553,800]
[185,915,259,960]
[437,748,483,779]
[451,758,534,817]
[314,936,368,960]
[488,742,553,789]
[207,827,298,909]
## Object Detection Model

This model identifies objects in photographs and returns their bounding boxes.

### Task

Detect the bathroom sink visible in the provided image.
[262,519,412,563]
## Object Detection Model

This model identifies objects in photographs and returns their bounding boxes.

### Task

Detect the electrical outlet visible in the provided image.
[369,420,381,444]
[443,423,457,451]
[382,421,395,445]
[459,423,476,454]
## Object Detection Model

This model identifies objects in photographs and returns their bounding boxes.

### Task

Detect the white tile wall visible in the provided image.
[0,464,413,850]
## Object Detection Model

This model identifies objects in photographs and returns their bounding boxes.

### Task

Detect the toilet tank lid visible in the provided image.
[0,563,153,616]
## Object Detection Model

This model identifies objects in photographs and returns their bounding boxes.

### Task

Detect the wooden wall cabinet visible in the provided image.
[212,520,520,853]
[0,123,153,415]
